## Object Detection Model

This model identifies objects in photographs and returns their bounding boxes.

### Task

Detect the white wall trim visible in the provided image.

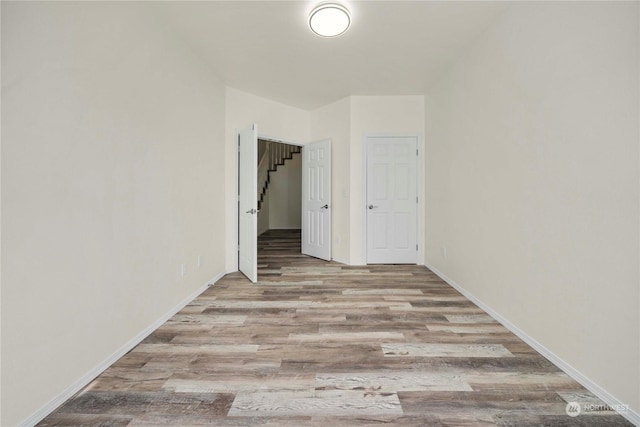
[331,255,351,265]
[268,226,302,230]
[19,271,226,427]
[425,262,640,426]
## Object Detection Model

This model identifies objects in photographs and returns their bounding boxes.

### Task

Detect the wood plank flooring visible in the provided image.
[39,229,632,426]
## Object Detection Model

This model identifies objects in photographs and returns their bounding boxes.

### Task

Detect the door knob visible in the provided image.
[245,209,257,214]
[368,205,378,210]
[320,204,329,209]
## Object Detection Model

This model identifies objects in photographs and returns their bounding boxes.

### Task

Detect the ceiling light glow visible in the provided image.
[309,3,351,37]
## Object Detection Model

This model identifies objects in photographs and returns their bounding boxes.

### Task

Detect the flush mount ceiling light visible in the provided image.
[309,3,351,37]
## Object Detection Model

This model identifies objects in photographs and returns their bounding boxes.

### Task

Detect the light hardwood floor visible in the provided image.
[39,230,632,426]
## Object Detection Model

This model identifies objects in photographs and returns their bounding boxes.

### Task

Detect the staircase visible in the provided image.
[258,141,301,211]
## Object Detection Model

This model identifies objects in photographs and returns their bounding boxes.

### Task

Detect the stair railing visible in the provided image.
[257,142,271,209]
[257,142,302,210]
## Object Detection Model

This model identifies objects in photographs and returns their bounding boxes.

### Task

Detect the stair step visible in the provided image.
[258,142,301,212]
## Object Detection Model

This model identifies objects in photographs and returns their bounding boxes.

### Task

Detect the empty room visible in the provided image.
[1,1,639,426]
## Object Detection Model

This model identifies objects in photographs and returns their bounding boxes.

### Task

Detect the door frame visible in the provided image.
[258,134,304,148]
[363,134,423,265]
[234,131,304,273]
[256,134,304,239]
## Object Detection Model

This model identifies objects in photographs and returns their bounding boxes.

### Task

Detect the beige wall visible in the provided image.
[225,88,310,272]
[310,98,351,263]
[425,1,639,416]
[1,3,227,425]
[269,153,302,230]
[349,96,425,265]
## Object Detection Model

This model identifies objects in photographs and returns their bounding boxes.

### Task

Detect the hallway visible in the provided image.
[39,230,631,426]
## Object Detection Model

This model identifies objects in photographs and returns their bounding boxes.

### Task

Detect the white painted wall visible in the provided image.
[225,88,310,272]
[350,96,425,265]
[7,3,634,424]
[310,98,351,264]
[425,1,639,417]
[1,2,227,426]
[269,153,302,229]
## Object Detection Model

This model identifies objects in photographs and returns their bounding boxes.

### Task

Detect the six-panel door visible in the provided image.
[366,136,417,264]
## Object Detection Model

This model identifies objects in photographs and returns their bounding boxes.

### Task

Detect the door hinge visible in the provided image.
[416,244,418,251]
[416,196,418,203]
[416,149,418,156]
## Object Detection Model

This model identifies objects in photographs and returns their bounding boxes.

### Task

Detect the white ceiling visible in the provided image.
[151,1,508,110]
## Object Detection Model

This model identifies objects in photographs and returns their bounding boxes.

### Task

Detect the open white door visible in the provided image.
[238,124,258,282]
[302,140,332,261]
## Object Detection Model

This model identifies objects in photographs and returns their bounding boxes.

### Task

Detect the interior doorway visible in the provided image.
[238,130,332,283]
[257,139,303,238]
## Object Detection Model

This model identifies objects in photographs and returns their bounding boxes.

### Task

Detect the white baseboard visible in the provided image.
[331,255,350,265]
[19,271,226,427]
[424,262,640,426]
[268,226,301,230]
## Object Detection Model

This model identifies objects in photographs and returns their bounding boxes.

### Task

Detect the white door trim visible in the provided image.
[363,134,423,265]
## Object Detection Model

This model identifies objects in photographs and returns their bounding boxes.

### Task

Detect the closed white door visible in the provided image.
[238,124,258,282]
[366,136,417,264]
[302,140,332,261]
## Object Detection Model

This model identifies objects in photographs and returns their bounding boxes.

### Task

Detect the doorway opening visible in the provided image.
[238,125,332,283]
[257,139,303,239]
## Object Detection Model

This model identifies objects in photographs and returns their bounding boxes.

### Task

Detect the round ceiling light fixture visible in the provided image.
[309,3,351,37]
